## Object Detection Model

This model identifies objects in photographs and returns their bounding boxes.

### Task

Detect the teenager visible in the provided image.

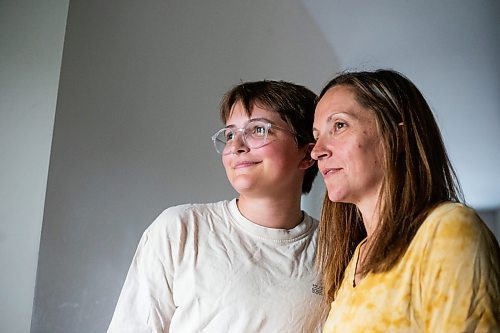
[108,80,324,332]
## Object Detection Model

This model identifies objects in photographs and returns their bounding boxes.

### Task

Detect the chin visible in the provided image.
[230,179,256,194]
[327,190,348,204]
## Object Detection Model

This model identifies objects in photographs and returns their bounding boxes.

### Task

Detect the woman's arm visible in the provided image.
[420,205,500,332]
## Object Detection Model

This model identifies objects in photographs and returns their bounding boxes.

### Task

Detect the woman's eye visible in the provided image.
[334,122,346,131]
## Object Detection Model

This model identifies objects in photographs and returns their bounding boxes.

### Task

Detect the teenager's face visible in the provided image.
[311,85,385,207]
[222,101,311,198]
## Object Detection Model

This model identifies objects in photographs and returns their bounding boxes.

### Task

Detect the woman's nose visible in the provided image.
[310,137,330,160]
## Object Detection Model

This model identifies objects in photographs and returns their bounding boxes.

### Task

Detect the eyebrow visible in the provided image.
[249,117,274,123]
[327,111,357,121]
[312,113,337,132]
[312,111,356,132]
[326,114,336,124]
[225,117,278,128]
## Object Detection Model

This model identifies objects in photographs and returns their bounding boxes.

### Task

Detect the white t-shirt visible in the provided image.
[108,199,324,333]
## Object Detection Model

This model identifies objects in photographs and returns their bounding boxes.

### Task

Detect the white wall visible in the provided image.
[30,1,337,332]
[0,1,69,332]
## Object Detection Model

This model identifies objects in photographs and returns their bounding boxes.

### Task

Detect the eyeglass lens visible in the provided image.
[213,120,270,154]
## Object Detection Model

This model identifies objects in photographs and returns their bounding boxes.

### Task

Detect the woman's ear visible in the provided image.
[396,122,404,153]
[299,143,316,170]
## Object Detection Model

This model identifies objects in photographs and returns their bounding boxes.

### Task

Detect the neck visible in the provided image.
[237,194,304,229]
[357,196,381,239]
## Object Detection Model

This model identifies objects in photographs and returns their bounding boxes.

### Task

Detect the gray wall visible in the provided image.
[478,209,500,241]
[303,0,500,210]
[0,1,69,332]
[30,0,337,332]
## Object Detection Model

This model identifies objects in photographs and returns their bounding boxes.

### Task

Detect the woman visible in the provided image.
[311,69,500,332]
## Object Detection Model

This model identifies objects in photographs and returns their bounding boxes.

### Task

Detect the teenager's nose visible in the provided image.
[227,133,250,154]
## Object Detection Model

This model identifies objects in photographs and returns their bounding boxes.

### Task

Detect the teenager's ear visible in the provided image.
[299,143,316,170]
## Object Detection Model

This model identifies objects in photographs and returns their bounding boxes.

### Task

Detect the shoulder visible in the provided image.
[310,216,320,236]
[415,202,499,260]
[420,202,485,241]
[157,200,228,223]
[145,200,230,236]
[136,200,231,255]
[305,212,320,229]
[298,212,320,240]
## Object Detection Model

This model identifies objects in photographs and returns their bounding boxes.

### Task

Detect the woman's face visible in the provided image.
[311,85,385,208]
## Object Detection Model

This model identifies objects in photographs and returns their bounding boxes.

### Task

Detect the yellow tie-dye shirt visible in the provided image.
[323,202,500,333]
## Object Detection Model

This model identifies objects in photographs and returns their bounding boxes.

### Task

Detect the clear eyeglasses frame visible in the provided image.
[211,119,297,155]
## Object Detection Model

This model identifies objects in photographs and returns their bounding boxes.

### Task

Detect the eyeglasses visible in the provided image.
[211,119,297,155]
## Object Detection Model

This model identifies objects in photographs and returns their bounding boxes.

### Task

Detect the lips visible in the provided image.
[234,161,261,169]
[322,167,342,176]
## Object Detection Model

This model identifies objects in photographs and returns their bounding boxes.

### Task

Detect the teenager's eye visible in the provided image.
[249,125,267,137]
[224,130,235,141]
